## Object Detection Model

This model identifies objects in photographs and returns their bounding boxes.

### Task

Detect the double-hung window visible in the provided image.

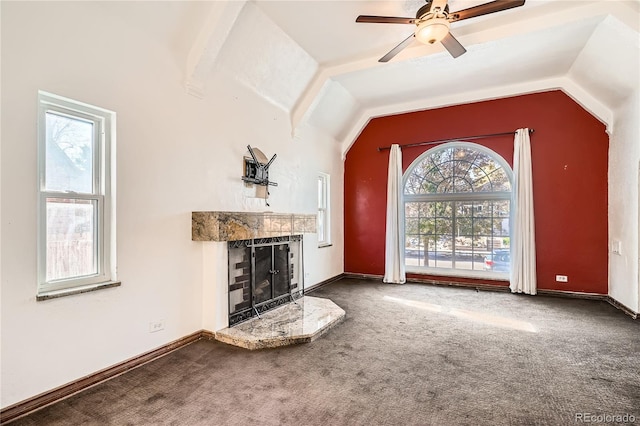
[317,173,331,247]
[37,92,115,296]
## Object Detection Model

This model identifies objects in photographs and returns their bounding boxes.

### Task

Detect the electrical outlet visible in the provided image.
[555,275,568,283]
[149,319,165,333]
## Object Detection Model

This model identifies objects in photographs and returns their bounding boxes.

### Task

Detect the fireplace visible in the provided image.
[228,235,302,326]
[192,211,345,348]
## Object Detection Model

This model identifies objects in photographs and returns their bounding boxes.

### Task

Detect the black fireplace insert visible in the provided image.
[228,235,302,326]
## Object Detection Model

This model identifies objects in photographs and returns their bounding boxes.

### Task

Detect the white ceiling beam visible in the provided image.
[290,57,374,131]
[185,1,247,98]
[291,0,637,137]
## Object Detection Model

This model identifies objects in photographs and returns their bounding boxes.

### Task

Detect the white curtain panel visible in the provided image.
[510,128,537,294]
[383,144,406,284]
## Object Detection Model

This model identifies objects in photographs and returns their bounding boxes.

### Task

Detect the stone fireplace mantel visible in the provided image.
[192,211,317,242]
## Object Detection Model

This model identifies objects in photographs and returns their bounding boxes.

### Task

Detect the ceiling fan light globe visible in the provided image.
[415,18,450,45]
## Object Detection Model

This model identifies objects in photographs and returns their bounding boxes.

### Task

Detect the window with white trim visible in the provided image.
[403,142,512,278]
[317,173,331,246]
[37,92,115,295]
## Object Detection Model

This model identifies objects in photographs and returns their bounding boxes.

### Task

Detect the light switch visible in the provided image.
[611,240,622,255]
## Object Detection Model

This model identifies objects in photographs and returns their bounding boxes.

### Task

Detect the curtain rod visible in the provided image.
[377,129,535,152]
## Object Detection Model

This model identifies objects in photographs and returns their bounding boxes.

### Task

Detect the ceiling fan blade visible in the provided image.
[356,15,416,24]
[441,32,467,58]
[379,34,415,62]
[449,0,525,22]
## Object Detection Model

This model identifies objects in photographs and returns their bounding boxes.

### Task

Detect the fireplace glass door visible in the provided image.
[253,243,290,307]
[272,244,290,299]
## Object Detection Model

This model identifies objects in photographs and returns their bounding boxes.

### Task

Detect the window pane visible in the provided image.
[317,173,330,245]
[405,218,420,235]
[471,168,492,191]
[425,238,436,268]
[475,201,493,218]
[456,218,472,235]
[405,202,420,218]
[473,218,492,236]
[456,202,474,217]
[488,167,511,192]
[45,112,94,193]
[421,168,441,192]
[317,210,325,242]
[434,201,452,217]
[473,258,486,271]
[419,218,435,236]
[317,177,324,208]
[494,200,510,217]
[456,254,473,270]
[453,147,476,162]
[404,173,422,194]
[493,218,510,237]
[405,236,422,267]
[46,198,97,281]
[453,176,473,192]
[436,176,455,193]
[422,202,435,217]
[435,234,451,252]
[436,218,452,235]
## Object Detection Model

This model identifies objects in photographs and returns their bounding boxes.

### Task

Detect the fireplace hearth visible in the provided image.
[215,296,346,350]
[228,235,302,326]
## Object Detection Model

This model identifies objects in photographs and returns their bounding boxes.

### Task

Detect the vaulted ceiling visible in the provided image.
[146,1,639,154]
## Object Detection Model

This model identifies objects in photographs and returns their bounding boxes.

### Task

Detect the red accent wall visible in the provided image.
[344,91,609,294]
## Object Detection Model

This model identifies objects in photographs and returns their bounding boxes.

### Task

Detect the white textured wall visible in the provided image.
[201,242,229,332]
[215,1,318,112]
[609,91,640,313]
[0,1,343,408]
[572,14,640,314]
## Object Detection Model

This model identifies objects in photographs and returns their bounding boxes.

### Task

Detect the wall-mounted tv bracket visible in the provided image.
[242,145,277,206]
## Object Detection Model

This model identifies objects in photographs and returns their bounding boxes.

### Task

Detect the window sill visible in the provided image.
[405,266,509,282]
[318,243,333,248]
[37,281,121,301]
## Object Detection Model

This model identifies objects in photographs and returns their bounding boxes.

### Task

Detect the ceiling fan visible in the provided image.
[356,0,525,62]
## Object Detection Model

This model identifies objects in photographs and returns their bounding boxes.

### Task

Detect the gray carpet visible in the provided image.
[10,278,640,425]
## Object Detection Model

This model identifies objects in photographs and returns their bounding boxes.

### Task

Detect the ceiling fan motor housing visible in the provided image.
[416,1,449,20]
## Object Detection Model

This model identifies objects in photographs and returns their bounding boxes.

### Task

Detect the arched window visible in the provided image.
[403,142,513,277]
